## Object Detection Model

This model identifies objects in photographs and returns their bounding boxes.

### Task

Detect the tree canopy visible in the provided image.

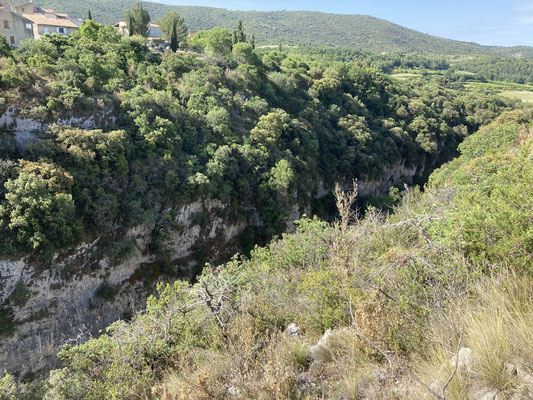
[125,2,150,37]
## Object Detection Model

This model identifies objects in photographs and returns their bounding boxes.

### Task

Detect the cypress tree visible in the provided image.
[250,33,255,49]
[126,11,134,36]
[87,10,92,21]
[237,20,246,43]
[170,20,178,52]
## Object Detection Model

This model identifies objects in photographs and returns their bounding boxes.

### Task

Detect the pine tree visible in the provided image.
[87,10,92,21]
[157,11,188,44]
[232,20,247,44]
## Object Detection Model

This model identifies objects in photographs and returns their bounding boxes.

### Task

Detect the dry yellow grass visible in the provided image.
[412,274,533,399]
[499,90,533,104]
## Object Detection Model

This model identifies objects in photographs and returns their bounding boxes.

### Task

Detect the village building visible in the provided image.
[114,22,197,47]
[114,21,128,36]
[114,22,164,39]
[0,3,33,47]
[13,1,78,39]
[114,21,166,47]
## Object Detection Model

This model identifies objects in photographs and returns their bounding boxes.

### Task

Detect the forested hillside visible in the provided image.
[5,107,531,399]
[278,47,533,85]
[0,24,511,260]
[34,0,533,57]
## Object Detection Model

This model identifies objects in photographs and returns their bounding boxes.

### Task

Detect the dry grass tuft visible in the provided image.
[413,273,533,399]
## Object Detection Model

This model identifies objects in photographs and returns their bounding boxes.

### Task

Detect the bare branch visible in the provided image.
[441,322,464,399]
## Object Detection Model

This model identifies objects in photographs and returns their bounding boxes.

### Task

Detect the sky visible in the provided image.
[148,0,533,46]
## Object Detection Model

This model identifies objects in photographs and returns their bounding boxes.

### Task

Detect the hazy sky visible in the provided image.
[147,0,533,46]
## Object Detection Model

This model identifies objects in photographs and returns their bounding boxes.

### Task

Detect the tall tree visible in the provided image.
[125,11,134,36]
[250,33,255,49]
[87,9,92,21]
[232,20,246,44]
[0,35,11,57]
[170,20,178,52]
[157,11,188,44]
[125,2,150,37]
[237,20,246,43]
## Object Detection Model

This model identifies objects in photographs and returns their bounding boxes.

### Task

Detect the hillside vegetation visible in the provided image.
[35,0,533,57]
[4,108,531,399]
[0,23,511,261]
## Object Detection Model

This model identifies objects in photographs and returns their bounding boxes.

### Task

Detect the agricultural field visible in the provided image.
[499,90,533,104]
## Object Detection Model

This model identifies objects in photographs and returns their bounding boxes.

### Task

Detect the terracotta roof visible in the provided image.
[22,13,78,28]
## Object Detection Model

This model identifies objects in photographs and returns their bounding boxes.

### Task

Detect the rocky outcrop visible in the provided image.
[0,108,117,147]
[357,161,420,196]
[0,199,252,377]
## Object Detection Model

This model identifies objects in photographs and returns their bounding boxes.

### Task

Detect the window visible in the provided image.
[3,20,9,29]
[10,36,14,45]
[25,22,32,29]
[56,27,66,34]
[43,27,50,34]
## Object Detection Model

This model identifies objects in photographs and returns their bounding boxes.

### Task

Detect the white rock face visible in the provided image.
[0,198,251,376]
[0,108,117,148]
[316,160,421,200]
[357,161,419,196]
[451,347,475,372]
[0,259,28,304]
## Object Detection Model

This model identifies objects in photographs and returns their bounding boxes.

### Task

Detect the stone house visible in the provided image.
[0,4,33,47]
[13,1,78,39]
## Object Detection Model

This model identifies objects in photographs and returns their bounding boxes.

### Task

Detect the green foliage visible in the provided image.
[232,19,246,44]
[107,238,136,265]
[0,162,81,254]
[125,2,150,37]
[94,282,116,301]
[157,11,188,44]
[0,58,31,89]
[10,281,31,307]
[0,372,18,400]
[0,20,516,263]
[38,110,533,398]
[190,27,233,57]
[79,19,101,41]
[0,35,11,58]
[0,309,15,338]
[429,109,533,271]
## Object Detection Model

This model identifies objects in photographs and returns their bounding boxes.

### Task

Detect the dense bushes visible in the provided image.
[0,22,513,258]
[30,109,532,399]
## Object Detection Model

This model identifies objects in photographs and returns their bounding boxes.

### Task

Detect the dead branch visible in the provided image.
[441,322,464,399]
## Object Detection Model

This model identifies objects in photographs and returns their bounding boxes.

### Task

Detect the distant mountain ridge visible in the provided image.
[37,0,533,58]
